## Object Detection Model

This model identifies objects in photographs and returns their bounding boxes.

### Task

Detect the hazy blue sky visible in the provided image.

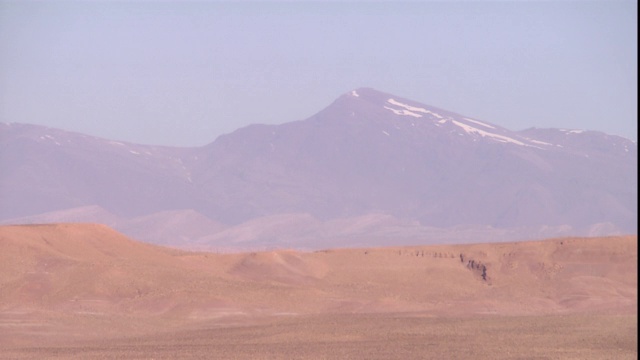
[0,1,637,146]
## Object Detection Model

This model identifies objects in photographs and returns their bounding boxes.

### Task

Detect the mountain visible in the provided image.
[0,122,199,219]
[0,88,636,248]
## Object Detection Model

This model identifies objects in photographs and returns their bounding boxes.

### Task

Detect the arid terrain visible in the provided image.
[0,223,637,359]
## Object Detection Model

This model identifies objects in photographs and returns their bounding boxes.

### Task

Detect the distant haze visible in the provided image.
[1,88,636,249]
[0,1,637,146]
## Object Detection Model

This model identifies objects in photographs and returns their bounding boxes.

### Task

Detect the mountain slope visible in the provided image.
[0,88,636,248]
[0,123,200,219]
[191,88,636,231]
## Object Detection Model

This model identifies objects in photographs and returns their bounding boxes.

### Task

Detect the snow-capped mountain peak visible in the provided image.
[342,88,549,148]
[1,88,636,248]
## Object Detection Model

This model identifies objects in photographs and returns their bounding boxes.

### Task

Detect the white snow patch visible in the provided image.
[109,141,125,146]
[129,150,141,155]
[351,90,359,97]
[559,129,585,134]
[438,119,447,124]
[452,120,526,146]
[383,106,422,118]
[181,165,193,183]
[382,130,390,136]
[463,117,495,129]
[387,99,444,119]
[387,99,428,113]
[529,139,553,146]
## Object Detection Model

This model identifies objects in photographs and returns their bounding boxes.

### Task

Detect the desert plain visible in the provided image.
[0,223,637,359]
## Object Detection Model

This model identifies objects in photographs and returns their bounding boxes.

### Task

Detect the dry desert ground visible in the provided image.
[0,223,637,359]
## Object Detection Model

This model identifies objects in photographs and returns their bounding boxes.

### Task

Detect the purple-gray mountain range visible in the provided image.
[1,88,636,250]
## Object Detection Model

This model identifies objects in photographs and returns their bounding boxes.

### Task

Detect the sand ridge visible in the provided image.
[1,223,635,317]
[0,223,636,348]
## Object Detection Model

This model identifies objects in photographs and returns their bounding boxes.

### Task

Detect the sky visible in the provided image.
[0,1,637,146]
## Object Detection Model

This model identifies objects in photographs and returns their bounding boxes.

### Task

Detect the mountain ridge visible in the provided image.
[0,88,636,249]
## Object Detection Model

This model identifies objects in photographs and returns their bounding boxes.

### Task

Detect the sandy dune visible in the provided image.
[0,223,636,358]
